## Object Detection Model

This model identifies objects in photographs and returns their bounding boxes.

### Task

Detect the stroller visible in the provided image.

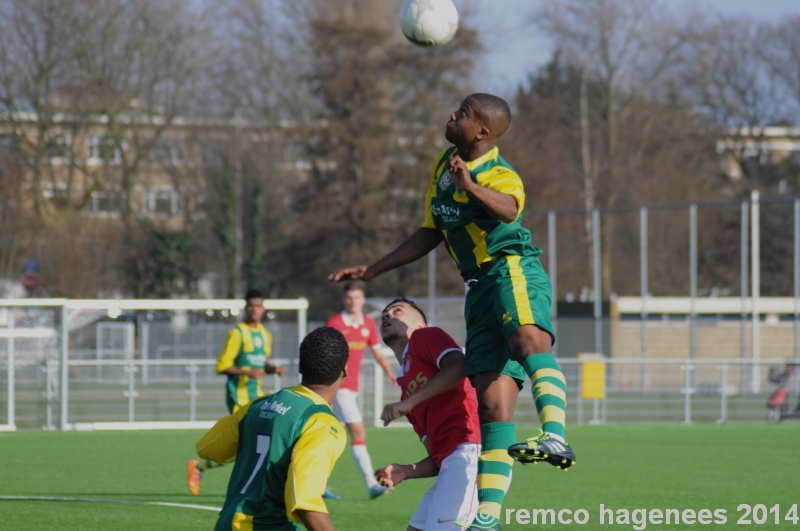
[767,364,800,422]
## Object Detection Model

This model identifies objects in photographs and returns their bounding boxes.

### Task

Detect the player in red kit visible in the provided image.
[376,298,482,531]
[325,283,396,499]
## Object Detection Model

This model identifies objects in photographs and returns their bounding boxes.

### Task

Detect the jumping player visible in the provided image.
[187,289,286,496]
[330,94,575,530]
[376,298,481,531]
[196,326,349,531]
[325,283,396,499]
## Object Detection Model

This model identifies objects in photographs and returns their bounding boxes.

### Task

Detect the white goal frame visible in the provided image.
[0,298,308,431]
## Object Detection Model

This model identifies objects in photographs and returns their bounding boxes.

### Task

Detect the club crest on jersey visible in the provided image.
[404,358,411,373]
[254,336,263,348]
[439,170,452,190]
[361,328,370,338]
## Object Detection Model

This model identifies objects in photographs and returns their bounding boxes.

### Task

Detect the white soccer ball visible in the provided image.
[399,0,459,49]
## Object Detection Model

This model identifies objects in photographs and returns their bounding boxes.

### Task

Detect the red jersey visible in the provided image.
[326,312,381,392]
[397,327,481,468]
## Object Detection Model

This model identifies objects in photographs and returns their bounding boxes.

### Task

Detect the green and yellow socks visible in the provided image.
[472,422,515,528]
[523,353,567,441]
[196,460,227,472]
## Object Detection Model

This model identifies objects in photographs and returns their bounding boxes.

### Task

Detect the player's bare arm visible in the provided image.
[222,366,265,379]
[381,350,466,425]
[446,155,518,223]
[264,362,286,377]
[328,228,442,282]
[296,509,337,531]
[371,346,397,386]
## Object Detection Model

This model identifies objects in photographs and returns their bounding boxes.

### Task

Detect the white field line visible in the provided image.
[0,495,220,512]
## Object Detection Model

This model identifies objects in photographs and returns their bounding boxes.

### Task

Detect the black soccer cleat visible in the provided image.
[508,431,576,470]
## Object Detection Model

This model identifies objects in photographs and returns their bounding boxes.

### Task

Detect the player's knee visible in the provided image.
[478,401,513,424]
[508,325,551,362]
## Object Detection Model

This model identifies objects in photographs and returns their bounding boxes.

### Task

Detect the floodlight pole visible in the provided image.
[592,209,602,354]
[233,107,244,299]
[548,211,557,357]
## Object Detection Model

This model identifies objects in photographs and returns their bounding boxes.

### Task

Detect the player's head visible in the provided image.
[299,326,350,387]
[342,282,366,315]
[379,298,427,346]
[244,288,265,323]
[445,93,511,147]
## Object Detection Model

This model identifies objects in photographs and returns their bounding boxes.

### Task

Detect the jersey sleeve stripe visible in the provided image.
[435,347,463,368]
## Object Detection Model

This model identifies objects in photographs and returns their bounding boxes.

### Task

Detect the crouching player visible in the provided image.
[376,298,482,530]
[195,327,350,531]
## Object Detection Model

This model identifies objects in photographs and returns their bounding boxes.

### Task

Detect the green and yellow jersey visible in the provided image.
[216,323,273,413]
[422,146,541,279]
[197,385,346,531]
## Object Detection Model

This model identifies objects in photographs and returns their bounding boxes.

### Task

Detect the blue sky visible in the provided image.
[468,0,800,94]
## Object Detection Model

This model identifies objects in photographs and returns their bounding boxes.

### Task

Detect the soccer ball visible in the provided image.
[399,0,459,49]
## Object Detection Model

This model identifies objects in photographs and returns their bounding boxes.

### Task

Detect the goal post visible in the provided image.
[0,297,308,431]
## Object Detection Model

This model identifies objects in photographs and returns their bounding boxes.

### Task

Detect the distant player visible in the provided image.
[376,298,482,531]
[325,282,396,499]
[196,326,349,531]
[330,94,574,530]
[187,288,286,496]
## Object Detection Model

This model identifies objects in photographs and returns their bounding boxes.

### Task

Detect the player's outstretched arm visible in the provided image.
[376,456,439,488]
[381,351,466,425]
[296,510,337,531]
[328,228,442,282]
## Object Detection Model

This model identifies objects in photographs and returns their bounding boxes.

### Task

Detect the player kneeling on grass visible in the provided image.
[376,298,482,531]
[195,327,349,531]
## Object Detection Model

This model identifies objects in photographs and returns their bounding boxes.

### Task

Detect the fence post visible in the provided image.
[682,361,693,425]
[186,364,199,422]
[577,363,583,425]
[59,303,69,430]
[373,360,384,428]
[719,362,728,424]
[640,207,648,393]
[592,209,602,354]
[690,205,698,374]
[751,191,761,394]
[42,361,56,430]
[548,211,558,357]
[298,300,308,384]
[141,320,149,386]
[428,250,436,326]
[7,313,14,429]
[124,362,138,423]
[794,199,800,360]
[741,201,749,394]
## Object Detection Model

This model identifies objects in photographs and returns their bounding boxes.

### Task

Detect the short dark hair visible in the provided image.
[245,289,264,302]
[470,93,511,138]
[343,282,364,294]
[299,327,350,386]
[382,298,427,324]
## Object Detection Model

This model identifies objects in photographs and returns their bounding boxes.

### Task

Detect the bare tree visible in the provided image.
[67,0,214,223]
[0,0,99,224]
[532,0,701,295]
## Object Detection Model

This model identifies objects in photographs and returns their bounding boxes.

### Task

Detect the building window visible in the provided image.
[46,132,72,162]
[43,188,70,209]
[149,140,181,166]
[89,191,122,217]
[145,188,181,218]
[85,135,122,164]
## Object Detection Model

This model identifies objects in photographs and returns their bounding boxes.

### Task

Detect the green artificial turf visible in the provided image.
[0,424,797,530]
